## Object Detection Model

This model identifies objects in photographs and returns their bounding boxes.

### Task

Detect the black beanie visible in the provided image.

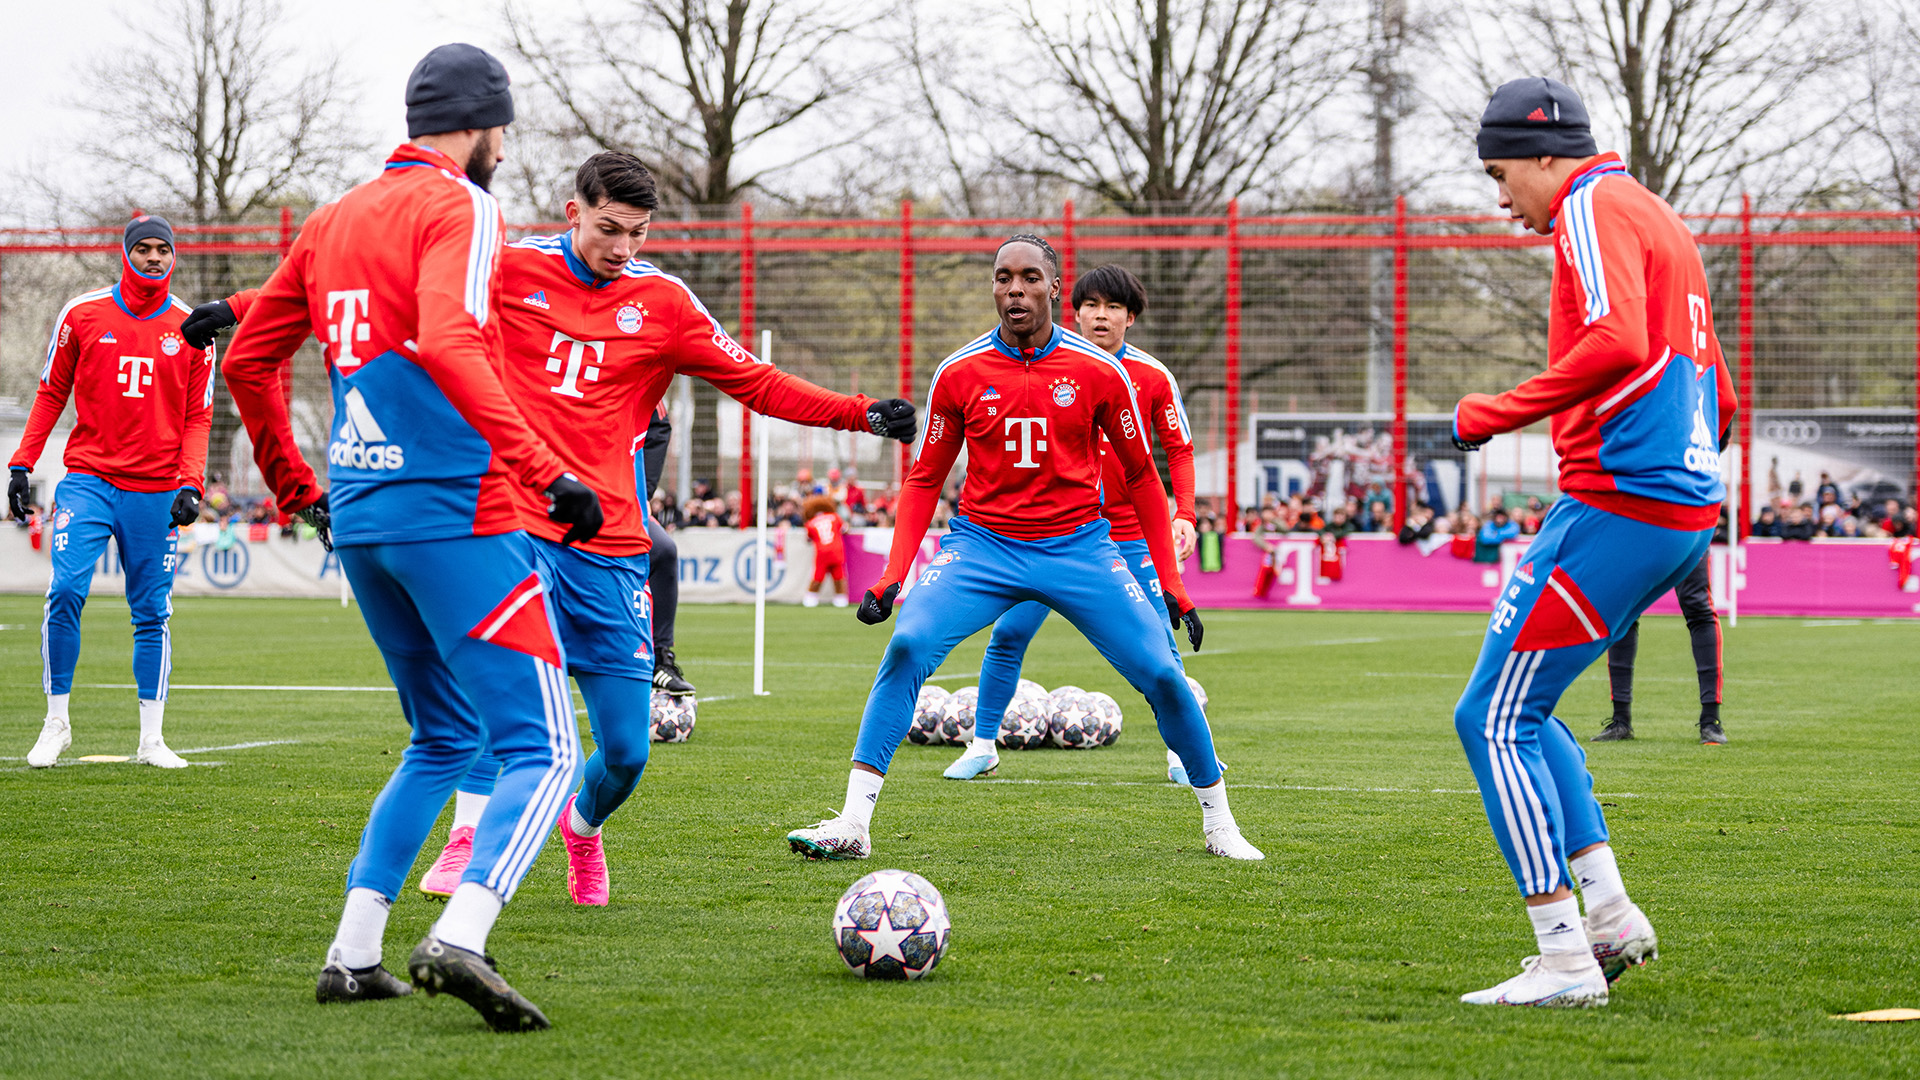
[124,214,174,253]
[1477,77,1599,160]
[405,44,514,138]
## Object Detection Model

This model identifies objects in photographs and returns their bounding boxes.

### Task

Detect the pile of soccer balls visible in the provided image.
[901,677,1207,751]
[649,690,697,743]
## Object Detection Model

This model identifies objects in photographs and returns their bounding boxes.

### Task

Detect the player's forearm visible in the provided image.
[176,400,213,493]
[723,366,874,432]
[878,444,958,589]
[1167,441,1197,524]
[1455,314,1649,441]
[7,388,68,471]
[225,355,322,511]
[1118,450,1192,610]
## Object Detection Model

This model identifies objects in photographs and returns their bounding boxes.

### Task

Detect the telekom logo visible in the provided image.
[1003,416,1048,468]
[545,332,606,398]
[116,356,154,398]
[327,290,371,369]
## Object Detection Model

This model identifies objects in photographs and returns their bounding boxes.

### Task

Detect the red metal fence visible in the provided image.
[2,201,1914,532]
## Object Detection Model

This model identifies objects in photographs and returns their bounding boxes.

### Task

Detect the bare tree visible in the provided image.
[1850,1,1920,208]
[504,0,874,208]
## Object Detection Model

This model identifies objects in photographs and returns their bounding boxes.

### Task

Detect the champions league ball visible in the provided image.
[1016,678,1048,703]
[908,685,950,745]
[1184,675,1209,714]
[1087,691,1123,746]
[938,686,979,746]
[832,869,951,980]
[649,690,697,743]
[997,689,1052,750]
[1046,686,1102,749]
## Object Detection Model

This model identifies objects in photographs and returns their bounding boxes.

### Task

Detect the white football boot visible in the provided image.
[942,747,999,780]
[27,718,71,768]
[1584,899,1659,984]
[1203,824,1265,860]
[1460,952,1609,1007]
[134,737,190,769]
[786,814,870,860]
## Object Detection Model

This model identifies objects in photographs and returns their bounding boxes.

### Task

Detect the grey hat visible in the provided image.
[1477,77,1599,160]
[124,214,174,253]
[405,44,514,138]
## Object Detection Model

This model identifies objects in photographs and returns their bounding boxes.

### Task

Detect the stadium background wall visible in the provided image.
[1,199,1916,534]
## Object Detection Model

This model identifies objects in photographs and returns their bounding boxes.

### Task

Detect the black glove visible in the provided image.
[857,581,902,625]
[169,487,201,528]
[8,468,28,521]
[545,473,604,546]
[297,492,333,552]
[180,299,238,350]
[866,399,917,441]
[1165,592,1204,652]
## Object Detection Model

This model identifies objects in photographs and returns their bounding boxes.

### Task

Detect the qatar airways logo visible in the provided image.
[116,356,154,398]
[545,332,605,398]
[1003,416,1048,468]
[327,290,371,369]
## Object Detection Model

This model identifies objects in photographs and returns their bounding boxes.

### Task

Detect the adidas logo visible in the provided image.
[1515,561,1535,585]
[523,290,550,309]
[328,386,406,471]
[1526,107,1549,121]
[100,331,117,343]
[981,386,1001,401]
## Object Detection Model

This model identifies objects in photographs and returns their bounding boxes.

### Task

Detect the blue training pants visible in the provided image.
[851,516,1218,786]
[1453,496,1712,897]
[973,537,1182,741]
[340,531,580,902]
[460,539,655,830]
[42,473,177,699]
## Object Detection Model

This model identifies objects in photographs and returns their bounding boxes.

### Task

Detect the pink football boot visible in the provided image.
[418,825,473,899]
[559,795,610,906]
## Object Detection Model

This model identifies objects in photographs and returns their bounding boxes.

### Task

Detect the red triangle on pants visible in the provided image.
[466,573,563,669]
[1511,566,1611,651]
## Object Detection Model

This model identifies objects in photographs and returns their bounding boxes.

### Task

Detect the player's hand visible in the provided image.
[297,492,333,552]
[866,399,917,441]
[169,487,201,528]
[857,581,901,625]
[545,473,603,546]
[1172,518,1197,563]
[180,299,237,350]
[7,468,29,521]
[1165,593,1204,652]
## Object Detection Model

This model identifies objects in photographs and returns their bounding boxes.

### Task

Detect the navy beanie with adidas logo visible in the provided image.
[1477,77,1599,160]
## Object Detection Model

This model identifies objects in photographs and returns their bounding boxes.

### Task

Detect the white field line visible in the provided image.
[82,683,395,692]
[176,739,300,754]
[971,776,1643,798]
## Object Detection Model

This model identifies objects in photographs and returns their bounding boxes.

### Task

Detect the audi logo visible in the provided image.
[1760,420,1822,445]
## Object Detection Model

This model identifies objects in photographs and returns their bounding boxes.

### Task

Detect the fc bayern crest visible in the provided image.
[160,333,183,356]
[1052,383,1076,407]
[616,304,644,333]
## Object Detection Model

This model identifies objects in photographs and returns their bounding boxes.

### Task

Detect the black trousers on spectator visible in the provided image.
[648,516,679,655]
[1607,552,1721,706]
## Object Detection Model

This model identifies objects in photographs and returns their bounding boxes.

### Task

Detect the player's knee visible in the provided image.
[1452,698,1489,744]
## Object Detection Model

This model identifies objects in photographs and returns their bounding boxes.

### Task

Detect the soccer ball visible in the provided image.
[832,869,951,980]
[938,686,979,746]
[650,690,696,743]
[1046,686,1101,749]
[1087,691,1123,746]
[997,688,1051,750]
[1016,678,1048,703]
[1184,674,1208,713]
[907,685,950,745]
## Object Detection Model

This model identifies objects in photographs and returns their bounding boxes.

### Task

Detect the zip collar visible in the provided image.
[989,323,1064,363]
[113,249,172,321]
[383,143,467,177]
[560,230,612,290]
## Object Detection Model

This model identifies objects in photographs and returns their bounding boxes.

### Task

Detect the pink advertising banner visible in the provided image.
[844,531,1918,619]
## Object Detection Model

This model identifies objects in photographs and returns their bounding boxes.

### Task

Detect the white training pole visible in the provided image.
[752,330,773,697]
[1728,442,1740,628]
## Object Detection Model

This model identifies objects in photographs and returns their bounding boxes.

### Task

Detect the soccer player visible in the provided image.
[409,151,916,906]
[9,215,211,769]
[801,494,848,608]
[941,264,1213,784]
[1594,550,1725,744]
[1449,78,1736,1007]
[219,45,604,1030]
[785,235,1264,863]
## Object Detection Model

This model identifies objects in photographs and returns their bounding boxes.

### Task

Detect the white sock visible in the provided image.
[1526,897,1589,956]
[137,699,164,744]
[1193,780,1235,833]
[46,693,70,724]
[328,887,390,970]
[1570,846,1629,913]
[568,800,601,838]
[968,736,997,758]
[842,769,884,829]
[452,790,490,833]
[831,595,848,608]
[434,882,503,954]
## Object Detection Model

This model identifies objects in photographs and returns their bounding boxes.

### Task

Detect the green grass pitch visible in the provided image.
[0,595,1916,1078]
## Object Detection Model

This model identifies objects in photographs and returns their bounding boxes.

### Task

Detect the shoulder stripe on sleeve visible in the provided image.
[1062,331,1151,452]
[42,288,112,382]
[452,175,501,327]
[1121,343,1193,441]
[1563,183,1610,325]
[915,334,996,456]
[628,264,770,366]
